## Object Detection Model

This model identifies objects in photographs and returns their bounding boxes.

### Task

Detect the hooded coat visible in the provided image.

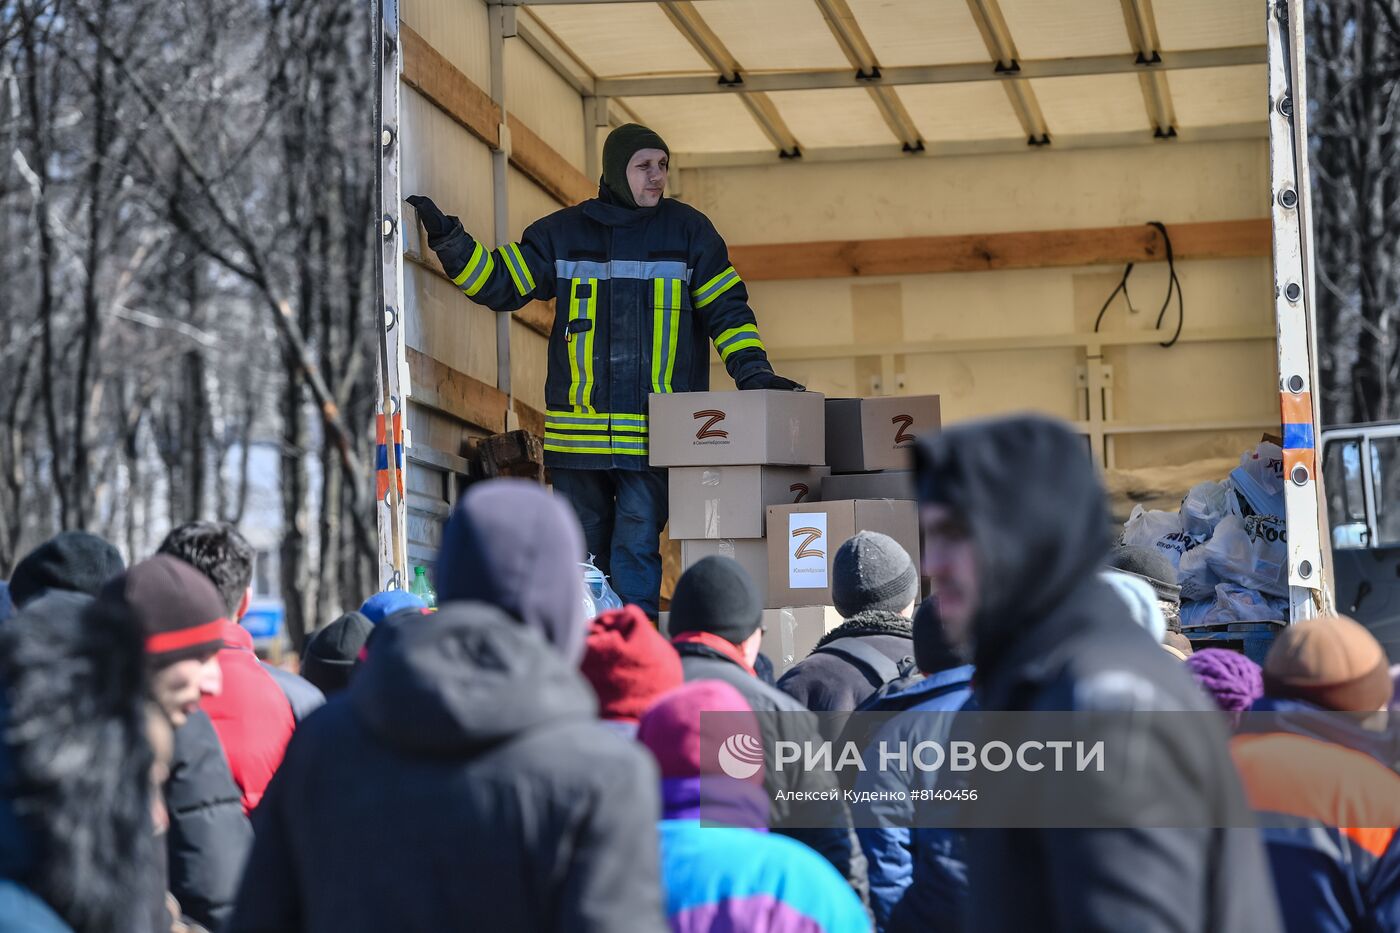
[227,603,666,933]
[913,415,1282,933]
[776,610,916,713]
[423,184,779,471]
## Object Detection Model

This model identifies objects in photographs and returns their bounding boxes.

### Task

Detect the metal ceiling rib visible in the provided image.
[515,0,1266,162]
[814,0,924,150]
[1118,0,1178,138]
[659,1,803,156]
[963,0,1052,145]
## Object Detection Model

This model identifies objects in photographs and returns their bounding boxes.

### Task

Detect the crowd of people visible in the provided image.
[1,413,1398,932]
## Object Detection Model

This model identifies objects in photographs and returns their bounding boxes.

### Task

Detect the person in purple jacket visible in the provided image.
[637,680,869,933]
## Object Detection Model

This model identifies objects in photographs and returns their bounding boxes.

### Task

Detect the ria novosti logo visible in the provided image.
[693,409,729,443]
[717,732,765,780]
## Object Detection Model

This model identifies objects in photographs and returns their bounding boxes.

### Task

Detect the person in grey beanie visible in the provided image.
[777,531,920,713]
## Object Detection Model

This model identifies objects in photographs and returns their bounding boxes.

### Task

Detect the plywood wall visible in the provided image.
[687,140,1277,469]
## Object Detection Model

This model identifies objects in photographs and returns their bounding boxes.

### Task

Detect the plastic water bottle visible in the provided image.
[410,565,437,610]
[580,558,622,615]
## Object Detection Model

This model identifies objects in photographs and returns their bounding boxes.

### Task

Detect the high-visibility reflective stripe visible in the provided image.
[715,323,765,362]
[453,242,495,297]
[582,281,597,411]
[665,279,681,389]
[720,338,764,361]
[499,243,535,296]
[544,443,649,456]
[692,266,741,308]
[546,408,609,424]
[611,412,648,422]
[555,259,691,282]
[652,279,682,394]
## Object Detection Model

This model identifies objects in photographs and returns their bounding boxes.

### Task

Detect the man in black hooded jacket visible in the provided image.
[229,480,664,932]
[912,414,1281,933]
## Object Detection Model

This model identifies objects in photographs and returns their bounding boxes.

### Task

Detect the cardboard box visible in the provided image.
[649,390,826,467]
[825,396,941,473]
[669,465,829,539]
[680,538,770,606]
[765,499,920,608]
[760,606,845,675]
[820,470,916,501]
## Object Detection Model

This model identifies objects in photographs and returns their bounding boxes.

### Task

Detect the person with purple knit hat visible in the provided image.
[637,680,868,933]
[1185,649,1263,724]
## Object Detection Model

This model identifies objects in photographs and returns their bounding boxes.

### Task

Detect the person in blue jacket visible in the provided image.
[849,598,974,931]
[409,123,800,617]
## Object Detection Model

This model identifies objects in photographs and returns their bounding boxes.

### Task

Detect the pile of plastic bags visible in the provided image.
[1120,442,1290,627]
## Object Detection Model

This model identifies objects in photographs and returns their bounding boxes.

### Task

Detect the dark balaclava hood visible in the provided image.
[10,531,126,609]
[435,479,588,663]
[914,415,1112,674]
[601,123,669,210]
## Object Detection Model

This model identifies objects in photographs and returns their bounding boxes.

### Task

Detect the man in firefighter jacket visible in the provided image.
[409,124,800,617]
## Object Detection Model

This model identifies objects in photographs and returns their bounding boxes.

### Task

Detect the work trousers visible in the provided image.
[552,467,668,617]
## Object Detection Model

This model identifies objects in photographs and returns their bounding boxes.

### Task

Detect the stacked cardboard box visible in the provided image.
[651,390,827,608]
[650,391,940,675]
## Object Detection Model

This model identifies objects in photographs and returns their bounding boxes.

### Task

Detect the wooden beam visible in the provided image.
[400,24,592,207]
[400,25,499,149]
[506,113,594,205]
[406,347,544,436]
[404,249,554,339]
[729,218,1270,281]
[407,346,509,433]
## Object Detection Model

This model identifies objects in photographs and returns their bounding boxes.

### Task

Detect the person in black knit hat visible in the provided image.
[404,123,801,619]
[668,557,871,906]
[301,611,373,696]
[8,530,125,609]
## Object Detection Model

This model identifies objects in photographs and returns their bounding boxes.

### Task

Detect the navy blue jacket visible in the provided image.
[425,186,776,470]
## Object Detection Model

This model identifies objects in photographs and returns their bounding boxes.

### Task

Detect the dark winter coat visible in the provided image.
[261,663,324,722]
[424,184,778,471]
[914,416,1282,933]
[777,610,915,713]
[166,710,253,931]
[0,592,164,933]
[675,642,871,908]
[228,603,666,933]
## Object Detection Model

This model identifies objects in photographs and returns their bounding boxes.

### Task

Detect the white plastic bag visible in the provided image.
[1176,543,1219,603]
[1231,442,1286,518]
[1207,583,1289,624]
[1180,481,1238,537]
[1199,514,1288,597]
[1121,506,1204,573]
[580,557,623,615]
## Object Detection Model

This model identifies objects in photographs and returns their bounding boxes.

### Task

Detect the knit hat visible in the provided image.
[359,590,425,625]
[1108,545,1182,606]
[302,611,373,696]
[832,531,919,619]
[1163,631,1194,658]
[1185,648,1263,713]
[436,479,588,663]
[1262,614,1392,712]
[100,555,227,665]
[601,123,668,209]
[9,531,126,609]
[669,556,762,645]
[912,596,967,674]
[1101,569,1167,644]
[580,605,683,723]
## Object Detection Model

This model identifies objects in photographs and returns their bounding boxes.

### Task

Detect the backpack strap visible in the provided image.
[815,638,905,688]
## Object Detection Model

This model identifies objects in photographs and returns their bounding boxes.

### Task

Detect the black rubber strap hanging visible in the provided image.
[1092,221,1184,348]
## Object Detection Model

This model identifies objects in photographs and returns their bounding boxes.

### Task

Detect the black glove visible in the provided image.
[737,368,805,391]
[406,195,456,242]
